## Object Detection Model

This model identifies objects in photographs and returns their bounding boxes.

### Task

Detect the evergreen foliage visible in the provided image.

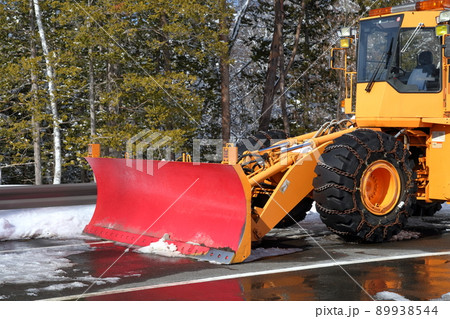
[0,0,404,184]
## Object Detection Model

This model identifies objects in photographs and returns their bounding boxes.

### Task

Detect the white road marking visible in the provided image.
[43,249,450,301]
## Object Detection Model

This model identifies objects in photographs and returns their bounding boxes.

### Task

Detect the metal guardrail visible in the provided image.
[0,183,97,210]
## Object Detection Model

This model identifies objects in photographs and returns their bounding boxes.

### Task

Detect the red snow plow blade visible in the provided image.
[84,158,252,264]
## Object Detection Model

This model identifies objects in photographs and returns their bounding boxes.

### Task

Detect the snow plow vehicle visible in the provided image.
[85,0,450,263]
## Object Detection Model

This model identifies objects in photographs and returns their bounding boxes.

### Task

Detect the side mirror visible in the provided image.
[330,48,346,71]
[445,36,450,58]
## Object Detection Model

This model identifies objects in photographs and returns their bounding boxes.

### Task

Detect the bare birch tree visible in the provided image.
[32,0,61,184]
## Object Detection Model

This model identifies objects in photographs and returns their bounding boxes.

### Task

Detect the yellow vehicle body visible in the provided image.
[356,10,447,125]
[85,0,450,263]
[348,3,450,203]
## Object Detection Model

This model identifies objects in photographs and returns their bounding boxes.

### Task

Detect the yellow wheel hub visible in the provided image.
[360,160,401,216]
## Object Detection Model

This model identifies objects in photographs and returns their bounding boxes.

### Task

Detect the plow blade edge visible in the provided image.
[84,158,252,264]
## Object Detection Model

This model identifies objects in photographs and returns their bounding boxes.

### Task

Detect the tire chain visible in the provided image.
[314,182,355,194]
[314,129,413,241]
[315,202,359,215]
[326,225,351,236]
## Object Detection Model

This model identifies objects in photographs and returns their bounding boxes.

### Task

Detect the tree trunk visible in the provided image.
[219,0,230,144]
[159,12,171,72]
[89,48,96,137]
[278,21,289,135]
[284,1,304,78]
[220,59,231,144]
[259,0,283,132]
[33,0,61,184]
[274,1,304,93]
[88,0,95,137]
[29,0,42,185]
[106,55,121,157]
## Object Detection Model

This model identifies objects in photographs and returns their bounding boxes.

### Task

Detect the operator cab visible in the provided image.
[335,0,450,126]
[358,14,441,94]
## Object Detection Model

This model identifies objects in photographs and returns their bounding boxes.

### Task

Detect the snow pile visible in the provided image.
[0,248,82,286]
[374,291,410,301]
[0,205,94,240]
[136,236,303,262]
[136,235,181,257]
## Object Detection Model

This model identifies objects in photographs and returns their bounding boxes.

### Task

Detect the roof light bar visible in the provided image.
[369,0,450,17]
[417,0,450,11]
[391,3,417,13]
[369,7,392,16]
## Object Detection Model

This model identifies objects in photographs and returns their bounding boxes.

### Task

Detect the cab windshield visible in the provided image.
[357,15,403,85]
[357,14,441,93]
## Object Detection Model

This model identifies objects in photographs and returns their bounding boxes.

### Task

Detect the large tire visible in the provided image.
[313,129,416,242]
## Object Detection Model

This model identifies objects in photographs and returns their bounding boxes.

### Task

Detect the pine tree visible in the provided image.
[0,0,48,184]
[1,0,379,183]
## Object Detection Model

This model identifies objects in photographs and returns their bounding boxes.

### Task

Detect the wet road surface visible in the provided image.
[1,211,450,301]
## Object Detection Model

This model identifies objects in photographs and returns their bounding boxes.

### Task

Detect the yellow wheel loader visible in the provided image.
[85,0,450,263]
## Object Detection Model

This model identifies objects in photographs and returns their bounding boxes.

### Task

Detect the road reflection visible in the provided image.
[85,255,450,301]
[361,256,450,300]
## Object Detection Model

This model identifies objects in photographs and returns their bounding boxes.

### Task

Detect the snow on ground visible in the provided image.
[0,205,128,298]
[374,291,410,301]
[375,291,450,301]
[0,205,95,240]
[0,203,449,299]
[0,242,125,298]
[0,248,78,286]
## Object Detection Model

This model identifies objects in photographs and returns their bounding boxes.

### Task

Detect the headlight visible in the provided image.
[337,27,356,38]
[437,10,450,23]
[338,27,352,38]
